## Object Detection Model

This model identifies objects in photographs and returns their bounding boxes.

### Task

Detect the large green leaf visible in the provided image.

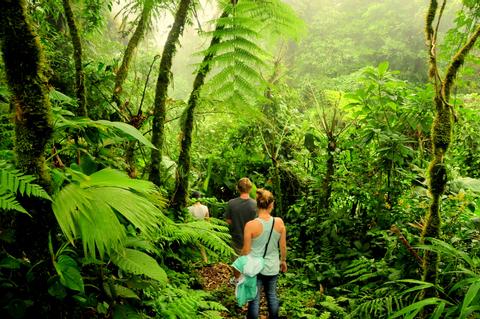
[111,248,167,283]
[54,255,84,293]
[52,168,167,259]
[95,120,156,149]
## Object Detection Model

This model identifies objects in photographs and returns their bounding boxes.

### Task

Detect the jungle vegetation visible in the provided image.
[0,0,479,318]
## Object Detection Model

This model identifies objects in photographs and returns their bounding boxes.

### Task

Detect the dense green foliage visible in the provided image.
[0,0,479,318]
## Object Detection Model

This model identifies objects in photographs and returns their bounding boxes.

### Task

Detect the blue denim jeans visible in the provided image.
[247,274,279,319]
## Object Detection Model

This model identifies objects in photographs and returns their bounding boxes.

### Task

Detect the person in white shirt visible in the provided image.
[187,191,209,263]
[187,191,210,220]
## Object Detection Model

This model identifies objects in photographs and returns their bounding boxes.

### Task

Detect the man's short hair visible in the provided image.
[237,177,252,194]
[191,191,201,199]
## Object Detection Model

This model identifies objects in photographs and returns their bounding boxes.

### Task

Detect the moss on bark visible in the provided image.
[0,0,53,190]
[0,1,57,315]
[421,1,480,304]
[112,0,153,109]
[149,0,192,186]
[62,0,87,116]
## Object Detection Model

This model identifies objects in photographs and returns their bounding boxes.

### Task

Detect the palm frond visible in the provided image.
[52,168,168,259]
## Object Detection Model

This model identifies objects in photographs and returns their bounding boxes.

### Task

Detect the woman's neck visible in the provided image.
[258,210,271,219]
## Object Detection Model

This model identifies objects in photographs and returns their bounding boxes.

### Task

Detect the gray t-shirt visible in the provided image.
[225,197,257,252]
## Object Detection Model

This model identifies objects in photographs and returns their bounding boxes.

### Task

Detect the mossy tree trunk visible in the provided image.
[149,0,192,186]
[0,0,57,315]
[112,0,154,110]
[421,0,480,300]
[62,0,87,116]
[171,9,231,209]
[0,0,53,190]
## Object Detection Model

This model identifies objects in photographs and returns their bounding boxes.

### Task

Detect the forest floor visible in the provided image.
[197,263,271,319]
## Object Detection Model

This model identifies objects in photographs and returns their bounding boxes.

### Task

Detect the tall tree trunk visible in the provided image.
[421,0,480,302]
[0,0,53,189]
[149,0,192,186]
[171,9,230,209]
[0,0,57,316]
[62,0,87,116]
[322,138,336,210]
[112,0,153,110]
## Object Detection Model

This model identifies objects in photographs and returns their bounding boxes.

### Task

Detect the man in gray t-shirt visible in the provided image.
[225,178,257,254]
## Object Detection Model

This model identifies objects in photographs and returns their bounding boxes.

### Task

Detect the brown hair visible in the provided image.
[237,177,253,193]
[256,188,274,209]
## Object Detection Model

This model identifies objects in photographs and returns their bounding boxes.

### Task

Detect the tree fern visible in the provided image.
[201,0,303,106]
[0,161,51,214]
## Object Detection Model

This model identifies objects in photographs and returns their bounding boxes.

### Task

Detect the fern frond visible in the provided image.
[0,192,29,215]
[200,0,302,107]
[320,296,347,315]
[155,218,234,258]
[0,161,51,200]
[111,248,167,283]
[318,312,331,319]
[146,285,227,319]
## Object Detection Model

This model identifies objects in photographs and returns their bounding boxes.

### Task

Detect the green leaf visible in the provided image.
[95,120,156,149]
[111,248,167,283]
[112,304,142,319]
[0,255,22,269]
[54,255,84,293]
[112,284,139,300]
[388,298,445,319]
[48,277,67,300]
[430,301,446,319]
[460,281,480,317]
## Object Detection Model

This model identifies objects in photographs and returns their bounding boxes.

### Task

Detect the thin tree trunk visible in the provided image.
[112,0,153,109]
[322,138,336,210]
[149,0,192,186]
[171,9,230,209]
[0,0,57,315]
[421,0,480,302]
[62,0,87,116]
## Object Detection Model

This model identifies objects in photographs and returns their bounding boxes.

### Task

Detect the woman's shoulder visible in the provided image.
[273,217,285,232]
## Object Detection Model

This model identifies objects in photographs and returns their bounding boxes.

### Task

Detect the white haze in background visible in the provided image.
[111,0,220,99]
